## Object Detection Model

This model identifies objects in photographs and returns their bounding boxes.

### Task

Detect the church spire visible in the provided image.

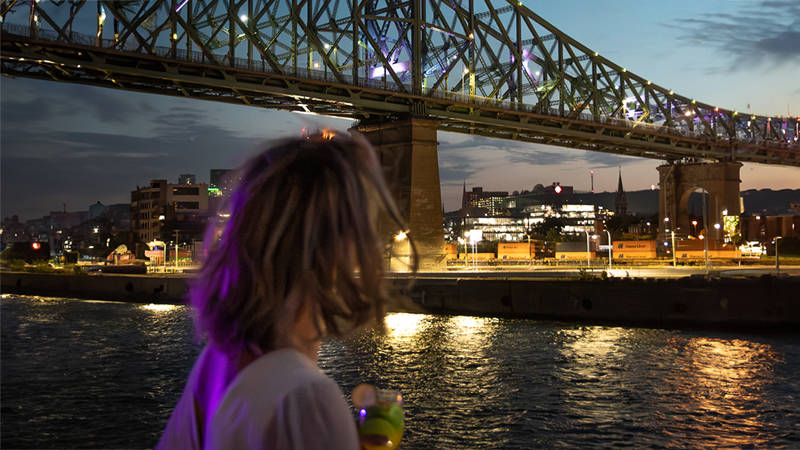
[461,179,467,210]
[614,167,628,216]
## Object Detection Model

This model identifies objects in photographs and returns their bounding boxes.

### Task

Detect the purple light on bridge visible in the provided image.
[175,0,189,13]
[370,61,410,79]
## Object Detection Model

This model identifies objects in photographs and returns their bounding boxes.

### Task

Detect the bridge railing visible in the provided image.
[3,22,798,155]
[430,89,798,153]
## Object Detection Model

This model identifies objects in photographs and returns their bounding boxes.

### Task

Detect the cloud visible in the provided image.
[1,119,261,219]
[0,78,155,130]
[669,1,800,68]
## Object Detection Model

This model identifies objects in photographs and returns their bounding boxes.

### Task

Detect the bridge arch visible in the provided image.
[658,162,742,240]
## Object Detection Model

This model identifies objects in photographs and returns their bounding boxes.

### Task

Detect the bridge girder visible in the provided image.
[1,0,798,166]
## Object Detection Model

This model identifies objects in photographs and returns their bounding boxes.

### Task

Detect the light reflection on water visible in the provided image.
[3,297,799,448]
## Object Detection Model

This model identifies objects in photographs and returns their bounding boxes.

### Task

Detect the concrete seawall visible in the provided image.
[1,272,189,304]
[3,271,798,329]
[394,276,800,329]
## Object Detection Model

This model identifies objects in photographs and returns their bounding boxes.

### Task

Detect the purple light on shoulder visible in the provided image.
[359,409,367,419]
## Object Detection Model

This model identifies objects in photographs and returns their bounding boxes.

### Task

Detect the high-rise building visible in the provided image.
[208,169,241,212]
[461,184,509,217]
[131,179,209,243]
[614,168,628,216]
[209,169,238,197]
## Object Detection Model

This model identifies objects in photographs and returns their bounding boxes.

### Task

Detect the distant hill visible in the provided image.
[740,189,800,215]
[566,188,800,216]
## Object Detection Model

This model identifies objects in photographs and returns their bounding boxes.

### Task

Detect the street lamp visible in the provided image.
[714,223,721,241]
[691,220,698,236]
[671,228,676,267]
[584,231,594,268]
[526,228,532,262]
[774,236,783,274]
[468,229,482,270]
[393,231,409,271]
[604,230,612,269]
[463,231,471,268]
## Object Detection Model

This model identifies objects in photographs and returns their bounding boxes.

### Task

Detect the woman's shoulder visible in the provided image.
[237,348,330,390]
[208,348,358,449]
[213,347,345,423]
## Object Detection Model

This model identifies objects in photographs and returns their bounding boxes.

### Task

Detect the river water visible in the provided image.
[2,294,799,448]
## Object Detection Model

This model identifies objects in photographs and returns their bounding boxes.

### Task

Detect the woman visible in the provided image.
[157,131,410,449]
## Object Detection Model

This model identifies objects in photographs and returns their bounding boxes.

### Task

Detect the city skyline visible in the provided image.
[2,1,799,219]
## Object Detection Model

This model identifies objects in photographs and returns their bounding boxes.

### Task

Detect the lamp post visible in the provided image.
[605,230,612,269]
[463,231,470,269]
[462,66,469,97]
[664,217,673,266]
[469,229,482,271]
[584,230,591,268]
[174,230,179,273]
[393,231,408,272]
[775,236,783,274]
[700,187,709,272]
[526,228,532,261]
[671,229,676,267]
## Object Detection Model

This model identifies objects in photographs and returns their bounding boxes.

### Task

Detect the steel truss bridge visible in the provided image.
[2,0,799,166]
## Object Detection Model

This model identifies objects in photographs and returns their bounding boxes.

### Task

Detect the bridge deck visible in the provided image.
[2,0,798,166]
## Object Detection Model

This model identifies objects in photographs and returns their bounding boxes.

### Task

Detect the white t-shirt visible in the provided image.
[156,346,359,450]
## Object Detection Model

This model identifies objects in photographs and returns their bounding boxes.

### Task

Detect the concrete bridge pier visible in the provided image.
[357,118,445,271]
[658,161,742,240]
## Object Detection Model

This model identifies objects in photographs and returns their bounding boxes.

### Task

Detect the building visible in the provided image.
[131,178,209,244]
[178,174,197,185]
[445,203,605,244]
[209,169,240,212]
[522,203,601,236]
[446,216,528,243]
[88,201,109,220]
[741,214,800,244]
[461,184,509,217]
[50,210,87,231]
[0,215,29,248]
[614,168,627,216]
[107,204,131,232]
[209,169,237,195]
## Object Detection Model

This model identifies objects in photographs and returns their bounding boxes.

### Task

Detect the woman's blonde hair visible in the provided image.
[191,131,410,355]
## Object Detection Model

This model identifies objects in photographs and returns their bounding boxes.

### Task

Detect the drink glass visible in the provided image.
[352,384,404,449]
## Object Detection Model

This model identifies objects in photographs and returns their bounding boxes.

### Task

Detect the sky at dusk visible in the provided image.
[2,0,799,220]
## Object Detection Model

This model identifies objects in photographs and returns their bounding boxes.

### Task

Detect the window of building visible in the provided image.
[173,187,199,196]
[176,202,200,210]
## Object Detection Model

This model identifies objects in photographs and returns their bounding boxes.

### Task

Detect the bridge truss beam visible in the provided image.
[1,0,798,166]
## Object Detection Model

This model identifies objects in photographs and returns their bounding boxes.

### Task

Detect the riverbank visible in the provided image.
[2,271,798,329]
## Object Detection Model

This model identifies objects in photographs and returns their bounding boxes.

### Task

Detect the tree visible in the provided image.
[530,217,565,240]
